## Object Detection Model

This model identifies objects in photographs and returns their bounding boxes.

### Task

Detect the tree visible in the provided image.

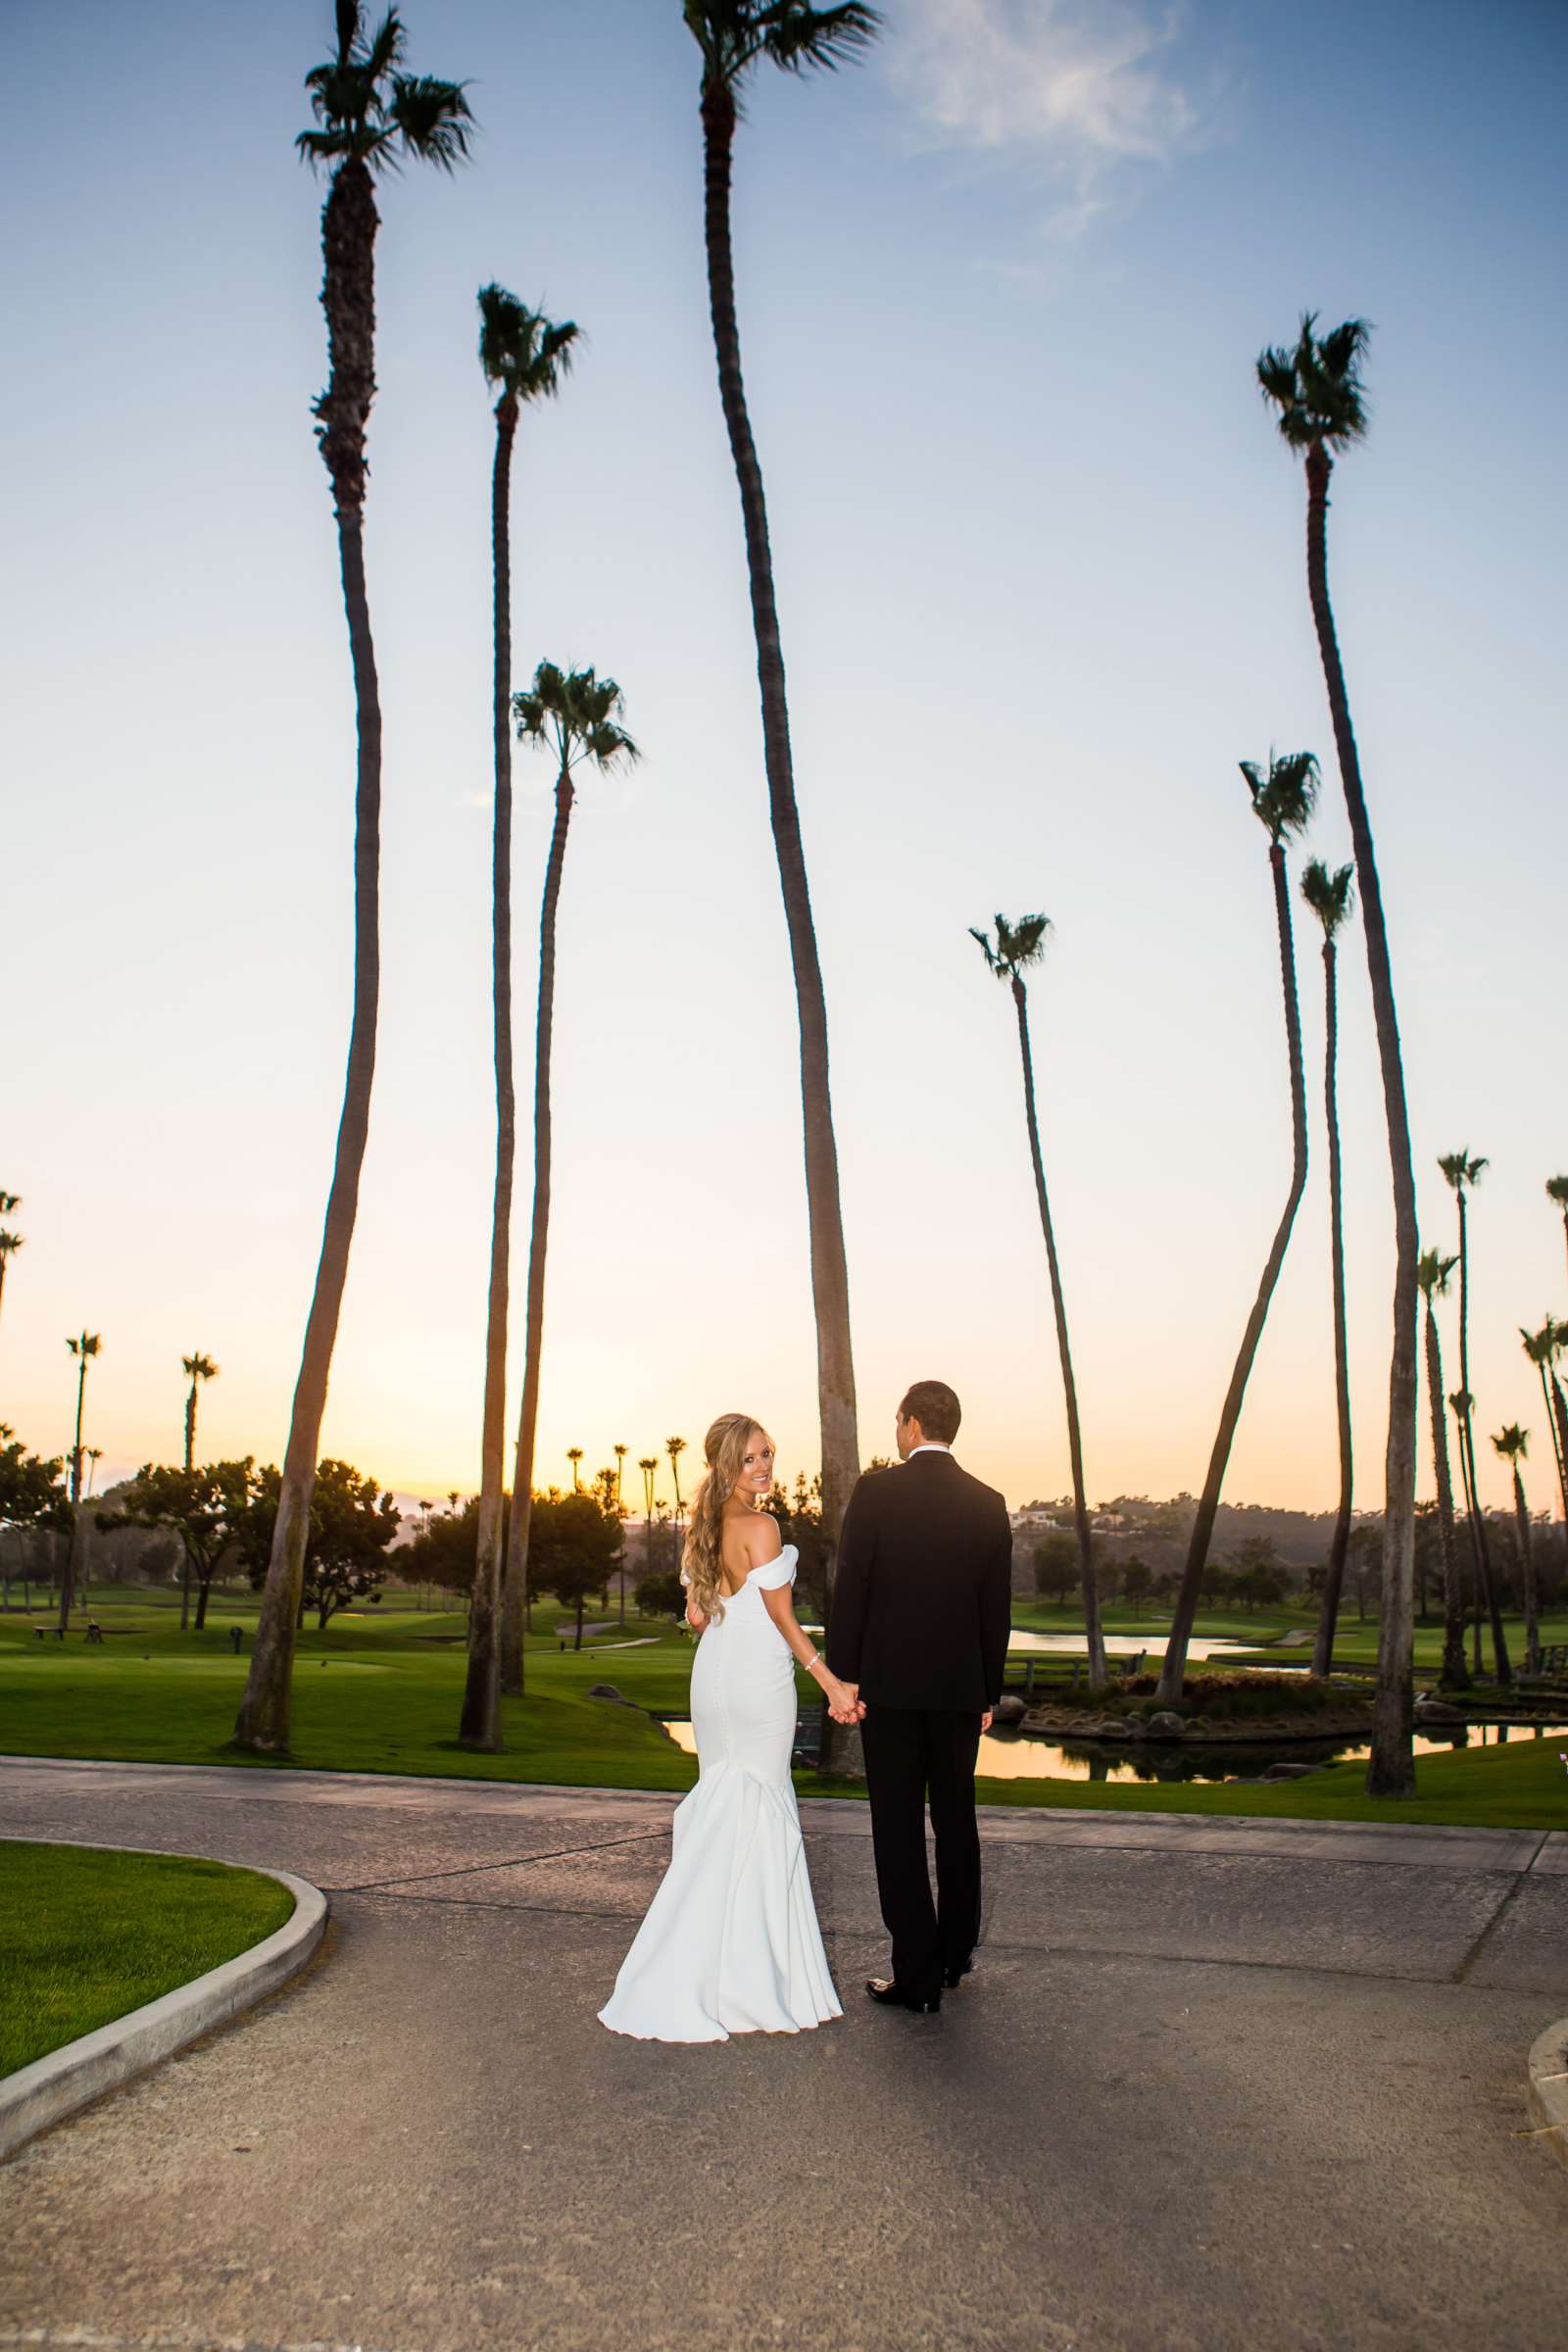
[240,1457,399,1630]
[499,665,639,1695]
[971,911,1104,1686]
[1521,1322,1568,1534]
[0,1193,23,1328]
[638,1457,658,1524]
[1492,1426,1540,1673]
[1299,858,1356,1676]
[1347,1523,1381,1624]
[1121,1555,1152,1616]
[1157,753,1315,1704]
[1548,1175,1568,1279]
[613,1444,628,1507]
[1439,1151,1508,1684]
[463,281,580,1744]
[100,1461,251,1633]
[684,1,879,1566]
[181,1352,220,1474]
[59,1331,102,1628]
[1033,1533,1077,1607]
[236,4,472,1755]
[565,1447,584,1492]
[665,1435,686,1515]
[0,1438,69,1609]
[1258,314,1419,1798]
[1417,1250,1469,1689]
[404,1493,481,1599]
[531,1489,624,1649]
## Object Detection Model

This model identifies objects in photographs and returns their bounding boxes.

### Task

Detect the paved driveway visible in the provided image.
[2,1758,1565,2352]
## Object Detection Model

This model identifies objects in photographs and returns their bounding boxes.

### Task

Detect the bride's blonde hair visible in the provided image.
[682,1413,768,1623]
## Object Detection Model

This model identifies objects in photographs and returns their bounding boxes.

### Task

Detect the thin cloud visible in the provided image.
[887,0,1218,240]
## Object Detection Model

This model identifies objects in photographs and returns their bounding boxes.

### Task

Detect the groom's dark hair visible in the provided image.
[899,1380,960,1445]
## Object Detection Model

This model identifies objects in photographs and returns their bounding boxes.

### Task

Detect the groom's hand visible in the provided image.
[980,1709,994,1734]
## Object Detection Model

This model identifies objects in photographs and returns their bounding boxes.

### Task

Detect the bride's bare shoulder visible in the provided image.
[730,1508,783,1565]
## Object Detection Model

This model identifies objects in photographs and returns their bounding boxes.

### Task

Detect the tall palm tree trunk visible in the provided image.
[235,158,382,1753]
[1454,1193,1509,1686]
[1302,444,1418,1793]
[184,1384,196,1473]
[1511,1467,1540,1674]
[1451,1406,1485,1677]
[1425,1305,1468,1689]
[1311,935,1353,1679]
[1011,975,1104,1687]
[699,85,858,1557]
[58,1361,88,1631]
[501,768,574,1692]
[462,391,519,1746]
[1158,842,1307,1704]
[1539,1362,1568,1527]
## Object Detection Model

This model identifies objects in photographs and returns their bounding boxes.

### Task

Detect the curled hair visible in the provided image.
[682,1413,766,1623]
[899,1379,961,1445]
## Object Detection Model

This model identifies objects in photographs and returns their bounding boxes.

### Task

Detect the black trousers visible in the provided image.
[859,1703,983,1999]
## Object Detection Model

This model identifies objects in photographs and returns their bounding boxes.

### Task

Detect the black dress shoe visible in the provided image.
[865,1977,941,2014]
[942,1960,974,1990]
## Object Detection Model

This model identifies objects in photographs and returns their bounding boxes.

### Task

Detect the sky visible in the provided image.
[2,0,1564,1521]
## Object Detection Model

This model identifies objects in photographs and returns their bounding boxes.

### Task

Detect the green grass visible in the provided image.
[0,1842,297,2077]
[2,1586,1564,1830]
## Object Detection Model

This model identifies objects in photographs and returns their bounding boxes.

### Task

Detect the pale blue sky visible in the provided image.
[3,0,1564,1517]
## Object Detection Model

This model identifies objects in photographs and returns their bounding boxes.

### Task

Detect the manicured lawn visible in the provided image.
[2,1588,1564,1829]
[0,1842,297,2078]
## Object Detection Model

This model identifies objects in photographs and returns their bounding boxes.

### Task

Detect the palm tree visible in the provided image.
[1439,1150,1507,1684]
[462,285,578,1750]
[499,664,639,1694]
[1417,1250,1469,1689]
[1449,1388,1485,1678]
[61,1331,102,1628]
[1157,753,1316,1706]
[1492,1425,1540,1673]
[970,912,1104,1688]
[1548,1176,1568,1279]
[181,1352,220,1473]
[684,1,879,1559]
[1300,858,1356,1677]
[0,1193,22,1329]
[1521,1322,1568,1531]
[85,1447,103,1497]
[235,4,472,1756]
[566,1446,584,1493]
[638,1455,659,1579]
[665,1436,687,1516]
[613,1443,628,1505]
[1258,315,1418,1797]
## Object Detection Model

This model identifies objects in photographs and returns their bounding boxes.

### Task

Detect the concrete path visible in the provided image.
[2,1757,1565,2352]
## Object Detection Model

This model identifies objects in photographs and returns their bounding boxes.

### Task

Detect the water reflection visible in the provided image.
[661,1715,1568,1787]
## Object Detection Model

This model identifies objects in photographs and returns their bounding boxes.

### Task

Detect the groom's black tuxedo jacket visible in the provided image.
[827,1450,1013,1711]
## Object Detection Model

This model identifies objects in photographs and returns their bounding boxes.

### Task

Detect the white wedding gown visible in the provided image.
[598,1544,842,2042]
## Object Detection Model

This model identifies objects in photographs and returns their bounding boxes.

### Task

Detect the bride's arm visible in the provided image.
[757,1579,860,1721]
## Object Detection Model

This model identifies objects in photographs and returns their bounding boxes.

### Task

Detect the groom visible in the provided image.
[828,1380,1013,2014]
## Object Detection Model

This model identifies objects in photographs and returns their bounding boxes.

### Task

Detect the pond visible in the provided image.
[659,1714,1568,1787]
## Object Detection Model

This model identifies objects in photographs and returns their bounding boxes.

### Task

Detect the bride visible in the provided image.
[598,1413,858,2042]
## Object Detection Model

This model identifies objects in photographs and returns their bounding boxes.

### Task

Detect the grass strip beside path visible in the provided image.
[0,1842,297,2077]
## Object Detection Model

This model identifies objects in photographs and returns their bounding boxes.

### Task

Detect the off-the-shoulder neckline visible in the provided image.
[717,1541,798,1596]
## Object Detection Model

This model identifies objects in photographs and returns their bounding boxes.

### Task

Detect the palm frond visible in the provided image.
[1491,1422,1528,1463]
[1256,313,1371,451]
[1416,1248,1458,1299]
[387,74,474,172]
[1299,857,1354,937]
[1243,748,1319,843]
[1546,1174,1568,1208]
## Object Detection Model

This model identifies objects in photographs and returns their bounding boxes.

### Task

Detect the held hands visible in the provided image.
[825,1676,865,1727]
[980,1709,993,1735]
[685,1598,710,1635]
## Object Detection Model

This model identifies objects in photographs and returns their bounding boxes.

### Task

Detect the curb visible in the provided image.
[1526,2016,1568,2171]
[0,1839,328,2161]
